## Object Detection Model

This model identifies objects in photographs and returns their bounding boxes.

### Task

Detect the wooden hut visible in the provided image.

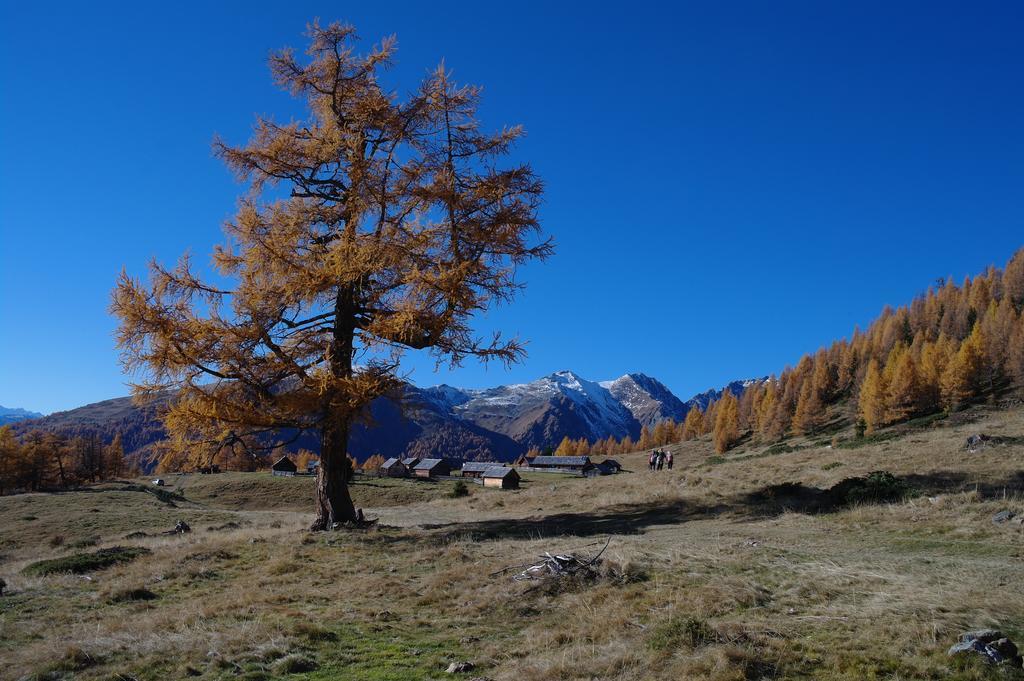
[413,458,451,478]
[306,460,320,475]
[460,461,503,478]
[401,456,421,469]
[379,457,409,478]
[512,453,536,467]
[271,456,298,477]
[482,467,520,489]
[529,455,593,473]
[589,458,622,475]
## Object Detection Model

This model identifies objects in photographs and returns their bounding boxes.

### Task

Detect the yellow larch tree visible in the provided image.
[111,23,550,529]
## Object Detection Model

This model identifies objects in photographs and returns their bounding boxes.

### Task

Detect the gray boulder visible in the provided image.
[447,661,475,673]
[992,511,1017,524]
[950,630,1023,668]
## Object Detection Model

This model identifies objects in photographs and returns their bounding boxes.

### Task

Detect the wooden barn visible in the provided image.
[482,467,520,489]
[584,458,623,477]
[271,456,298,477]
[401,456,421,469]
[529,455,593,473]
[512,453,536,467]
[379,457,409,478]
[460,462,503,478]
[599,458,622,473]
[413,458,452,478]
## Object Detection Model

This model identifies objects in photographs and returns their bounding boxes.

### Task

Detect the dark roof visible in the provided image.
[483,467,518,479]
[599,459,621,468]
[461,462,504,473]
[413,458,448,471]
[530,455,591,466]
[381,457,403,468]
[401,457,421,466]
[271,456,297,471]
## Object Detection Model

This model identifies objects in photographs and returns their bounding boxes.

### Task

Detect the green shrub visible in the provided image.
[449,480,470,498]
[649,615,718,650]
[108,586,158,603]
[829,471,913,506]
[272,654,318,674]
[23,546,151,576]
[292,622,337,642]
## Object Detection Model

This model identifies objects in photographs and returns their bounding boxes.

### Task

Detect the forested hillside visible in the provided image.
[693,247,1024,453]
[547,248,1024,458]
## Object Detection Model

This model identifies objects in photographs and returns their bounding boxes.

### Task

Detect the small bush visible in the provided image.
[48,535,64,548]
[829,471,913,506]
[272,654,318,674]
[821,461,843,471]
[23,546,151,576]
[449,481,470,498]
[71,536,99,549]
[649,615,719,650]
[705,455,726,465]
[293,622,338,642]
[108,586,158,603]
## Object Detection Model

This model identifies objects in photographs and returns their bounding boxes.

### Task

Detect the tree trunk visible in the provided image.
[311,281,359,531]
[311,420,357,530]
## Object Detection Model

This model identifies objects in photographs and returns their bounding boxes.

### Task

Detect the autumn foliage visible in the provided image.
[109,22,550,528]
[538,248,1024,456]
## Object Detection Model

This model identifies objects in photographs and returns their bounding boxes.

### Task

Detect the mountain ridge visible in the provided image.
[9,372,764,469]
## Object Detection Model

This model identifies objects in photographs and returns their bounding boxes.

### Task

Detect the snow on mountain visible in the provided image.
[603,373,688,428]
[446,370,638,446]
[418,371,767,450]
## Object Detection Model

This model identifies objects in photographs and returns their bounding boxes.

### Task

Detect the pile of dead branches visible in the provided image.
[494,537,611,584]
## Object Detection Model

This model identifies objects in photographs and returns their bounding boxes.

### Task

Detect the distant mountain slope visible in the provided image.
[9,372,761,469]
[684,378,768,411]
[449,370,639,448]
[602,373,688,427]
[0,406,44,426]
[9,396,168,468]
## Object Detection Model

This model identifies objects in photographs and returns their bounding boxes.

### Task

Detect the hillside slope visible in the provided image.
[1,401,1021,680]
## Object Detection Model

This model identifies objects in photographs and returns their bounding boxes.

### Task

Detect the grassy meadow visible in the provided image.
[1,404,1023,680]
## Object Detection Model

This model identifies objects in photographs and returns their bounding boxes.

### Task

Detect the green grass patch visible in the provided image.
[23,546,151,576]
[648,615,718,650]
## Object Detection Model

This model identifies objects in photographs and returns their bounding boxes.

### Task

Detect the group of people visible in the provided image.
[648,448,673,471]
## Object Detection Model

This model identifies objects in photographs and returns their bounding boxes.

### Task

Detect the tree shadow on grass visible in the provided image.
[419,499,728,542]
[384,470,1024,544]
[900,470,1024,499]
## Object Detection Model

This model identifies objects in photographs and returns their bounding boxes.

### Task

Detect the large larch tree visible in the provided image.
[112,23,551,530]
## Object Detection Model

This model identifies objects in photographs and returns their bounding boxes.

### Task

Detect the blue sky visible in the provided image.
[1,1,1022,415]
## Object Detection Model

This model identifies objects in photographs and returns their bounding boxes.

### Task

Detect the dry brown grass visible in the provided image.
[0,405,1022,679]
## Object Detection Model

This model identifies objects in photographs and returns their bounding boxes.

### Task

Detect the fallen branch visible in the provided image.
[500,537,613,582]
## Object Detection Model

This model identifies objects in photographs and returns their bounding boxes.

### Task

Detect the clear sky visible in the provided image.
[1,1,1022,415]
